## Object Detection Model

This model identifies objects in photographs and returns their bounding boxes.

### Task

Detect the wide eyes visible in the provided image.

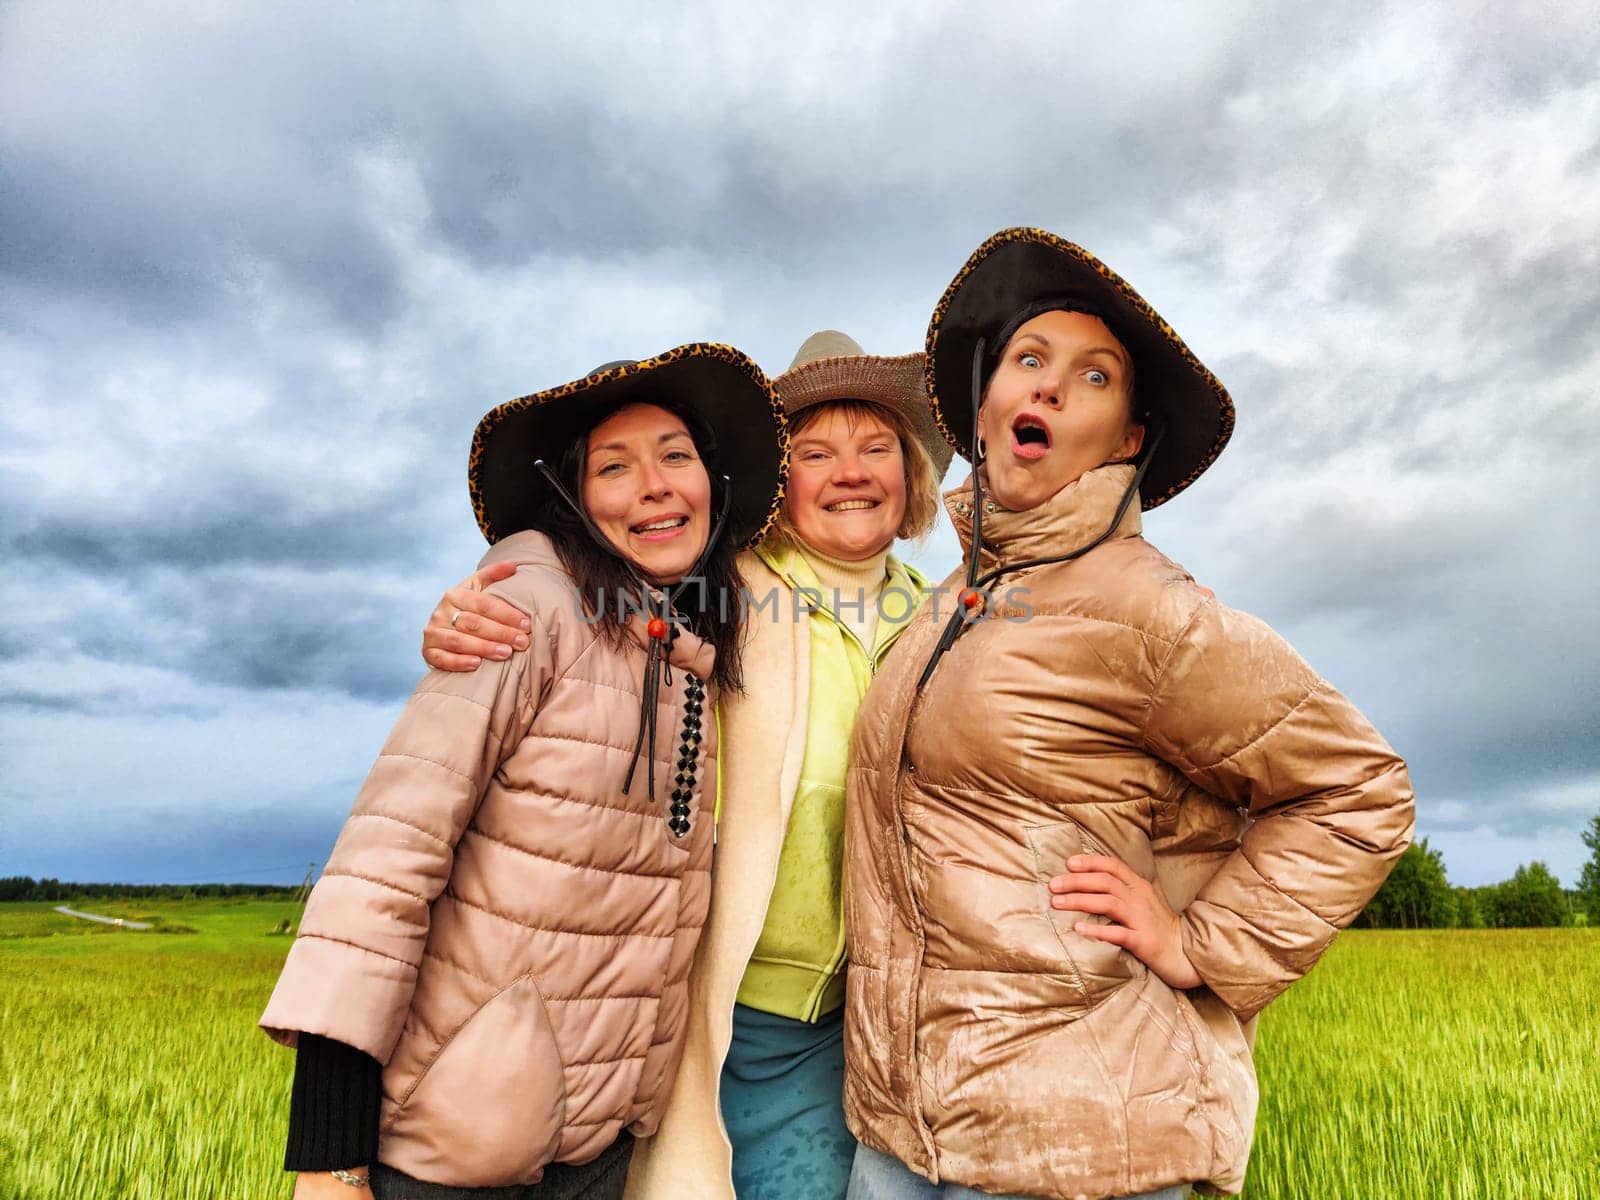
[1012,349,1114,388]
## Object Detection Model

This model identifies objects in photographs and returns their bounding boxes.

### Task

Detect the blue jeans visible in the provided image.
[846,1142,1190,1200]
[719,1002,856,1200]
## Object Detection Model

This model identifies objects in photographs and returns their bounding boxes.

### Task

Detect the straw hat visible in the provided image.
[775,330,954,478]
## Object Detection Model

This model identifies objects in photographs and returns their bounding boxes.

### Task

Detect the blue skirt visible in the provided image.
[719,1002,856,1200]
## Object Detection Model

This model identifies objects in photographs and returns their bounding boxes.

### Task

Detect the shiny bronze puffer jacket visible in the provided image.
[843,465,1413,1200]
[261,531,717,1188]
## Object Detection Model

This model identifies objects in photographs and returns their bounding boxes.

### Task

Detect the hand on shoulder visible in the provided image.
[422,561,532,672]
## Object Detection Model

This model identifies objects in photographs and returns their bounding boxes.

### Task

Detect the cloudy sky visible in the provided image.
[2,1,1597,889]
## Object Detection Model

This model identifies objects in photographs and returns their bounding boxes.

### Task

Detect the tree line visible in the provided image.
[1356,812,1600,929]
[0,878,298,902]
[8,813,1599,924]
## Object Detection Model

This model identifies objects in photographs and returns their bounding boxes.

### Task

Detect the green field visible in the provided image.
[0,900,299,1200]
[0,903,1596,1198]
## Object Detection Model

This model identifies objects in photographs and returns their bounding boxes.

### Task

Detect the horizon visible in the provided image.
[3,2,1597,889]
[7,837,1588,894]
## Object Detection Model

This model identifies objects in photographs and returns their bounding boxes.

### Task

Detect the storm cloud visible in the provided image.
[2,0,1597,886]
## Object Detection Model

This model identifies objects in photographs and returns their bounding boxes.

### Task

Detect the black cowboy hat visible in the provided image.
[468,342,789,547]
[925,227,1234,509]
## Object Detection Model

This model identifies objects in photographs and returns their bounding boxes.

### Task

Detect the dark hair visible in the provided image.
[533,396,746,693]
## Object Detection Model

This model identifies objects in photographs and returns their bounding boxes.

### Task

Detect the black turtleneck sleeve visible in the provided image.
[283,1033,382,1172]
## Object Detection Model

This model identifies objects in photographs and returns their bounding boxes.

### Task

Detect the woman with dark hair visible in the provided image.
[841,230,1414,1200]
[260,344,786,1200]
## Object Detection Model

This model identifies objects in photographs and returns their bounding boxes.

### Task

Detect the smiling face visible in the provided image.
[783,402,908,561]
[579,402,712,583]
[976,309,1145,512]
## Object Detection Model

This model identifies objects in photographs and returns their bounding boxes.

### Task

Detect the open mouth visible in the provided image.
[631,514,689,538]
[1011,414,1052,460]
[824,498,880,513]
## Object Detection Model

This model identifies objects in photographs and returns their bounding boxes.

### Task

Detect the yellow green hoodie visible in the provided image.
[734,539,927,1021]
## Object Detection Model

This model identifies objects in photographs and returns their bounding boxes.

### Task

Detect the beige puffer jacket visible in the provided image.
[260,531,718,1188]
[843,465,1413,1200]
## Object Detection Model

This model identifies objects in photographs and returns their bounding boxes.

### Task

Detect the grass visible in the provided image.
[0,900,298,1200]
[0,906,199,939]
[0,906,1595,1198]
[1250,930,1600,1199]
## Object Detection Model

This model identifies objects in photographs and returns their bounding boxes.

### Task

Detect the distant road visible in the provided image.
[53,905,153,930]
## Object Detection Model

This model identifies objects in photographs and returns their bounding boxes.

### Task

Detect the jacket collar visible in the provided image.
[943,463,1143,572]
[752,538,927,658]
[754,539,922,602]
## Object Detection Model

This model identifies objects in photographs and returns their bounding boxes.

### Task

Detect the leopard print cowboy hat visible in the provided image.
[469,343,789,546]
[925,227,1234,509]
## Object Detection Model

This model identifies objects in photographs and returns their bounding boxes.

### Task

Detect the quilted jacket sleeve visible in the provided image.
[1141,596,1414,1022]
[259,575,554,1062]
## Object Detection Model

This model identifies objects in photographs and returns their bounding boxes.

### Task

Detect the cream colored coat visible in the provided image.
[623,549,812,1198]
[626,547,924,1197]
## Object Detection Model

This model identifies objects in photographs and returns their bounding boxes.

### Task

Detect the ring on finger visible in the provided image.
[449,610,465,628]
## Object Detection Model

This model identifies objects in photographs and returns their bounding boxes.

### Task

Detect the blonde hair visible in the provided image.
[769,399,941,547]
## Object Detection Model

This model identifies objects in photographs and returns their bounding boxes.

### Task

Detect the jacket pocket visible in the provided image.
[385,974,566,1186]
[1023,819,1143,1004]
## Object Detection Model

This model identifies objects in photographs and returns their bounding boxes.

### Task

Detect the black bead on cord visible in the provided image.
[668,673,705,838]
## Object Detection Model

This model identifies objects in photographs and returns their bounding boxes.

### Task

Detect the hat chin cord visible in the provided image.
[914,341,1165,692]
[535,458,734,802]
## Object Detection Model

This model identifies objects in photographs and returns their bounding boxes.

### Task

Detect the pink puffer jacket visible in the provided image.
[260,531,718,1188]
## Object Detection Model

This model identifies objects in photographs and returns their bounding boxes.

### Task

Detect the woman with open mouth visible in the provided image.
[840,229,1415,1200]
[420,330,951,1200]
[260,345,785,1200]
